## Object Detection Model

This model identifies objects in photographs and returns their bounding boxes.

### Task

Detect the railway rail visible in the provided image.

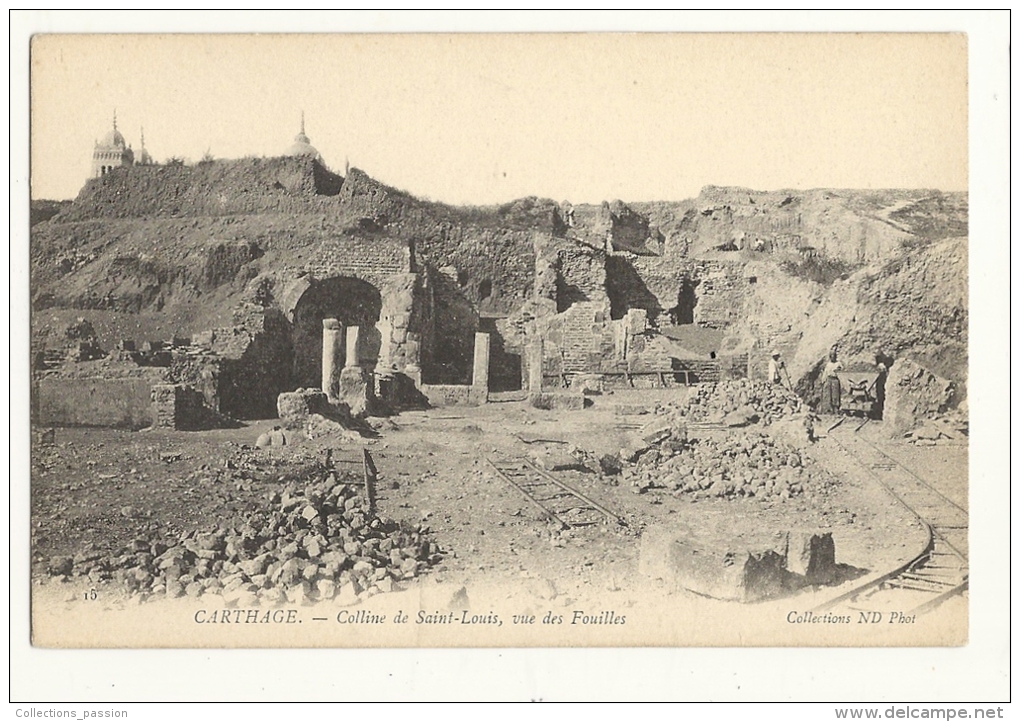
[484,456,626,530]
[812,424,968,616]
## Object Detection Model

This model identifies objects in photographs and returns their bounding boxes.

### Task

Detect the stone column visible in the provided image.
[472,332,490,391]
[528,338,544,394]
[321,318,343,399]
[339,325,373,416]
[469,332,491,405]
[345,326,360,368]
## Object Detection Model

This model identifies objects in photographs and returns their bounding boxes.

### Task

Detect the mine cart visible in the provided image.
[836,371,880,417]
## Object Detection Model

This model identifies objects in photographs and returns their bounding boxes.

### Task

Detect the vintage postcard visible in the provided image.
[26,31,974,652]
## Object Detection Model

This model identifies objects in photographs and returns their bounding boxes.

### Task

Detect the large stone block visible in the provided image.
[786,531,837,584]
[770,412,817,446]
[639,526,841,601]
[530,450,584,472]
[338,366,374,417]
[529,392,585,411]
[639,527,790,602]
[419,384,485,407]
[884,358,955,435]
[277,388,330,424]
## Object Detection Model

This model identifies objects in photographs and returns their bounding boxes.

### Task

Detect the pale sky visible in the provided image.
[31,32,968,205]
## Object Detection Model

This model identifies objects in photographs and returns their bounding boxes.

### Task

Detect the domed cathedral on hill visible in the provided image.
[39,111,968,427]
[284,112,322,163]
[136,127,153,166]
[91,112,135,178]
[91,111,329,179]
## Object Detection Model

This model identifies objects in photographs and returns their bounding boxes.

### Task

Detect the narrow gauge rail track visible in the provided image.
[485,457,626,530]
[812,424,968,616]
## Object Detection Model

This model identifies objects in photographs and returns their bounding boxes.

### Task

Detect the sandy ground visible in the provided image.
[28,389,968,647]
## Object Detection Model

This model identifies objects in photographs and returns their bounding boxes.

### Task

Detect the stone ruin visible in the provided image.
[29,159,968,432]
[639,525,841,602]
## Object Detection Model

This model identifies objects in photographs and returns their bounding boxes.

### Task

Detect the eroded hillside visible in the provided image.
[31,158,968,416]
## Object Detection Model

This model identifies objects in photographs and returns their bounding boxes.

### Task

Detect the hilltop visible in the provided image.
[30,156,967,406]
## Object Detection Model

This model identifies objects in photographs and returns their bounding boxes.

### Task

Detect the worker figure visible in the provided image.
[768,351,786,386]
[819,346,843,414]
[561,201,575,228]
[873,351,890,420]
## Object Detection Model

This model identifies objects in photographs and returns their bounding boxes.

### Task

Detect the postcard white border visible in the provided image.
[9,10,1010,702]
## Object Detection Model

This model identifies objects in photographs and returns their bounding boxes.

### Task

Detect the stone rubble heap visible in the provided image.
[47,470,440,607]
[623,430,834,502]
[668,378,804,427]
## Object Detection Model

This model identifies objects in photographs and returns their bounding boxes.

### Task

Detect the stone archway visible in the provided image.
[669,276,700,326]
[290,277,383,389]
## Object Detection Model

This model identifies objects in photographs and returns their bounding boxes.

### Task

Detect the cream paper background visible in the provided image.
[10,10,1010,701]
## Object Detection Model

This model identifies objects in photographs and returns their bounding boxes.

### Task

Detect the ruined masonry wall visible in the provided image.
[306,236,411,288]
[541,301,617,377]
[693,261,747,329]
[377,273,424,375]
[212,305,294,419]
[151,384,208,430]
[169,353,223,412]
[631,255,686,311]
[626,333,673,373]
[35,377,157,429]
[558,246,608,303]
[599,252,748,329]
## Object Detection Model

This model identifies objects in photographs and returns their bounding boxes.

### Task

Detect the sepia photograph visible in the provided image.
[11,10,1010,705]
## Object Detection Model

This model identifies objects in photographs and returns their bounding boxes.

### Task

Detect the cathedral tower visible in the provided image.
[91,111,135,178]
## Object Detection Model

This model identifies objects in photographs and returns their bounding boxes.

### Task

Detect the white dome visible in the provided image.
[286,132,320,159]
[284,114,322,161]
[98,127,126,149]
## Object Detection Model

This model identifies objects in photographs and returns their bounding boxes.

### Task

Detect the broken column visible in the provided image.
[470,332,490,404]
[321,318,344,400]
[345,325,359,368]
[526,336,584,410]
[339,326,374,416]
[527,338,543,395]
[786,531,838,585]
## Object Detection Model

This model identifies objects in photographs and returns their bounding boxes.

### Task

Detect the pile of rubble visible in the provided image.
[668,378,804,427]
[46,469,440,607]
[623,430,834,501]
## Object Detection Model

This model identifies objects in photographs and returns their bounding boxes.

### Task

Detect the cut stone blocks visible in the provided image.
[786,530,837,584]
[529,392,585,411]
[151,383,207,430]
[277,388,330,424]
[639,526,839,602]
[339,366,374,417]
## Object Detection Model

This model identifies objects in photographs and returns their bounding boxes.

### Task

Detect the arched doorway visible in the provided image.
[291,277,383,389]
[669,277,700,326]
